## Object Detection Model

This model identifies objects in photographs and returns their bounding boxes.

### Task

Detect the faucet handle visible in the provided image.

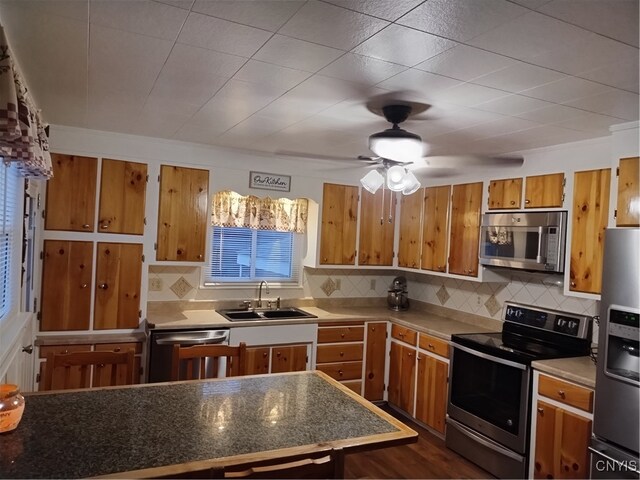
[276,297,281,309]
[239,300,252,310]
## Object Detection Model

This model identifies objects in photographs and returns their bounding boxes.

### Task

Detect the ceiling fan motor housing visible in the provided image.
[381,104,413,125]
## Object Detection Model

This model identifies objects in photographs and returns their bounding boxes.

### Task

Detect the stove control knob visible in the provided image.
[507,419,513,427]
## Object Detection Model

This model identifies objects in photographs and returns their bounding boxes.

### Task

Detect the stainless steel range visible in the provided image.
[446,302,592,479]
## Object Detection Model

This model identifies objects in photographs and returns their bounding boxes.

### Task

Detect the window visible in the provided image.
[0,163,20,321]
[204,226,302,284]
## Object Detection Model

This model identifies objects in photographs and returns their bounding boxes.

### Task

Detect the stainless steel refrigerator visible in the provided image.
[590,228,640,479]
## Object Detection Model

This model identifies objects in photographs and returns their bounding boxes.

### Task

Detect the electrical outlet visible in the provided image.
[370,279,376,290]
[149,277,163,291]
[335,279,341,290]
[476,295,482,306]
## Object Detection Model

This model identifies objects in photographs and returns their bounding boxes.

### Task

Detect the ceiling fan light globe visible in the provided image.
[360,169,385,194]
[386,165,407,191]
[368,129,423,162]
[401,170,421,195]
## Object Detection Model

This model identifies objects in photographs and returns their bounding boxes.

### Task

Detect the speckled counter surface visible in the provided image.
[532,356,597,388]
[0,372,416,479]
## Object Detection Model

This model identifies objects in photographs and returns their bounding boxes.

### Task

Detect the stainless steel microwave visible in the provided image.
[479,211,567,273]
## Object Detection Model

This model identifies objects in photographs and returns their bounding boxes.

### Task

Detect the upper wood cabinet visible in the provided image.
[569,168,611,294]
[98,159,147,235]
[422,185,450,273]
[41,240,93,331]
[397,189,423,269]
[524,173,564,208]
[448,182,483,277]
[45,154,98,232]
[616,156,639,227]
[94,242,143,330]
[319,183,358,265]
[359,189,395,266]
[488,177,522,209]
[156,165,209,262]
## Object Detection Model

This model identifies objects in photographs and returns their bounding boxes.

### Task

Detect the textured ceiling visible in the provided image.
[0,0,638,163]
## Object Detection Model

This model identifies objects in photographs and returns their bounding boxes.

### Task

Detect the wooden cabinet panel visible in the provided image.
[316,344,363,363]
[38,357,91,391]
[421,185,450,273]
[415,354,448,434]
[534,401,592,479]
[525,173,564,208]
[449,182,482,277]
[45,154,98,232]
[39,345,92,358]
[41,240,93,331]
[418,334,449,358]
[271,345,307,373]
[358,189,395,266]
[388,342,416,415]
[342,380,362,395]
[391,324,417,346]
[538,375,593,412]
[320,183,358,265]
[616,156,639,227]
[316,361,363,381]
[94,243,142,330]
[488,177,522,209]
[94,343,142,385]
[398,189,423,268]
[246,347,270,375]
[157,165,209,262]
[569,168,611,294]
[98,159,147,235]
[317,326,364,343]
[364,322,386,402]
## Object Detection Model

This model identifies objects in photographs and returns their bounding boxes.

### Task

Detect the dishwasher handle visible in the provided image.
[154,330,229,346]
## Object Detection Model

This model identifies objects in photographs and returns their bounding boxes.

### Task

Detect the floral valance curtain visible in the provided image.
[212,190,309,234]
[0,26,52,179]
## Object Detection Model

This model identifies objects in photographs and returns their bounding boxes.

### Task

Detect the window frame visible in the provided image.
[0,162,23,323]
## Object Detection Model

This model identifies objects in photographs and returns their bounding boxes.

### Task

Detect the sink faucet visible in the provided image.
[258,280,270,308]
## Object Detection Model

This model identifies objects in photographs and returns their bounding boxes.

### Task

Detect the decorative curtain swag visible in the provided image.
[0,25,52,178]
[212,190,308,234]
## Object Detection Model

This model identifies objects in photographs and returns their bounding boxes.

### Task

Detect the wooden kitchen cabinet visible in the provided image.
[45,153,98,232]
[246,347,271,375]
[358,188,394,266]
[364,322,386,401]
[320,183,358,265]
[94,243,143,330]
[524,173,564,208]
[316,322,365,394]
[616,156,639,227]
[94,342,143,385]
[37,344,92,390]
[421,185,450,273]
[156,165,209,262]
[488,177,522,209]
[397,189,423,269]
[388,341,416,415]
[448,182,483,277]
[415,354,448,434]
[569,168,611,294]
[40,240,93,331]
[98,158,147,235]
[270,345,308,373]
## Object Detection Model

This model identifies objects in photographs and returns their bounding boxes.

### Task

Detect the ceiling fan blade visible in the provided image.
[275,151,356,162]
[423,155,524,169]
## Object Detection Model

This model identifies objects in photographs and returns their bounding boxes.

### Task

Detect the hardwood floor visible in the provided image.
[344,407,493,479]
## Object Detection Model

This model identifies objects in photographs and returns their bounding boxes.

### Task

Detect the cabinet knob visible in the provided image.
[510,201,515,205]
[80,283,88,289]
[197,254,203,259]
[570,282,576,288]
[371,327,375,332]
[428,343,434,349]
[98,283,108,290]
[399,333,405,337]
[417,355,422,361]
[113,347,121,352]
[276,352,281,357]
[525,199,531,204]
[338,369,343,376]
[262,352,268,357]
[341,333,345,338]
[82,224,90,229]
[407,352,413,357]
[537,407,544,414]
[100,224,109,229]
[323,257,328,262]
[558,390,566,398]
[21,345,33,354]
[339,352,344,357]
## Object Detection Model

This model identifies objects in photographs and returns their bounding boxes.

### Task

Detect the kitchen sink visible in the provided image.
[216,307,317,322]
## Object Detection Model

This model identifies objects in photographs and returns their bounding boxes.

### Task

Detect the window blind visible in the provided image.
[0,163,19,320]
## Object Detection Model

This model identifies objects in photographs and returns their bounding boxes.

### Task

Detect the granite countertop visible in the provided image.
[532,356,597,389]
[0,372,416,479]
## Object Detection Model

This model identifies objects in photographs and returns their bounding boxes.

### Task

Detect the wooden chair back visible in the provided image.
[43,349,135,391]
[171,342,247,381]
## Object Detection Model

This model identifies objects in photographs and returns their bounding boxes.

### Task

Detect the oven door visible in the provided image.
[448,343,531,453]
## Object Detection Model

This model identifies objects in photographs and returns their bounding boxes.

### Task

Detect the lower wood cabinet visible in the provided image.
[388,341,416,415]
[364,322,386,401]
[415,343,448,434]
[245,344,308,375]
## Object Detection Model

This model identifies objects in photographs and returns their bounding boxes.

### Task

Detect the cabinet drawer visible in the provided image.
[418,334,449,358]
[95,342,142,354]
[538,374,594,412]
[39,344,92,358]
[317,344,363,363]
[316,361,363,381]
[391,324,417,346]
[341,380,362,395]
[317,326,364,343]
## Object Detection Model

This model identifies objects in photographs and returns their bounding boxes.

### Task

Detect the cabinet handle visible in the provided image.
[323,257,328,262]
[21,345,33,354]
[340,333,345,338]
[510,201,515,205]
[537,407,544,414]
[82,224,90,229]
[398,333,405,337]
[80,283,88,289]
[197,254,203,259]
[525,199,531,204]
[98,283,108,290]
[558,390,566,398]
[371,327,375,332]
[100,224,109,229]
[339,352,344,357]
[262,352,268,358]
[407,352,413,357]
[113,347,121,352]
[428,344,434,349]
[570,282,576,288]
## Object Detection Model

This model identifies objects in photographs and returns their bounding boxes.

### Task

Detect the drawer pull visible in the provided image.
[80,283,88,289]
[428,343,434,349]
[558,390,566,398]
[398,333,405,337]
[525,199,531,204]
[113,347,121,352]
[339,352,344,357]
[338,370,343,376]
[82,224,90,229]
[262,352,268,358]
[341,333,345,338]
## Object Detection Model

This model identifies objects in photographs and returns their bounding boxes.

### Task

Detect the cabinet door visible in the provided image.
[320,183,358,265]
[94,343,142,385]
[397,189,423,269]
[364,322,386,401]
[616,156,639,227]
[388,342,416,415]
[246,347,270,375]
[422,185,450,273]
[449,182,482,276]
[45,154,97,232]
[98,159,147,234]
[38,344,92,391]
[569,168,611,294]
[271,345,307,373]
[94,243,143,329]
[525,173,564,208]
[41,240,93,331]
[488,178,522,209]
[358,188,395,266]
[415,355,448,434]
[157,165,209,262]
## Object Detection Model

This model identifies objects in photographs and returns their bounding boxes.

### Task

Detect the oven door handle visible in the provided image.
[453,343,527,370]
[448,418,524,462]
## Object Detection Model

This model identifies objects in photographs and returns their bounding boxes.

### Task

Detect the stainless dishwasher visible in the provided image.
[148,329,230,383]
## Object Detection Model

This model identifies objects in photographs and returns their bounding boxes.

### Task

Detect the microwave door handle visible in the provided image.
[536,226,546,264]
